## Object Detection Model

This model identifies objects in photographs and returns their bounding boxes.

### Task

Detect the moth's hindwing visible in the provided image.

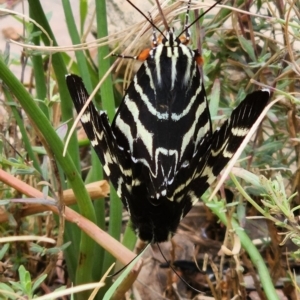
[187,89,270,212]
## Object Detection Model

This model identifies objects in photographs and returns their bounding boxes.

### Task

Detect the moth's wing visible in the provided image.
[111,55,212,200]
[182,89,270,215]
[66,74,132,205]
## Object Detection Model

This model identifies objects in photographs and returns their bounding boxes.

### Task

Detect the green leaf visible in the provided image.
[8,281,22,293]
[32,274,47,294]
[238,36,256,62]
[233,169,261,188]
[18,265,32,296]
[0,282,17,300]
[79,0,88,34]
[257,141,284,154]
[29,243,45,255]
[209,79,221,118]
[0,244,9,260]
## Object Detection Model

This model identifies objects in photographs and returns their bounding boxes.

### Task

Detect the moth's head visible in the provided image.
[161,28,188,48]
[161,28,174,47]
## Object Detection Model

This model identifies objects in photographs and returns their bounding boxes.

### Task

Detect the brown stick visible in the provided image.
[0,169,136,265]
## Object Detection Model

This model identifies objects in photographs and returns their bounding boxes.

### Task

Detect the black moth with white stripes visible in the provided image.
[66,0,269,243]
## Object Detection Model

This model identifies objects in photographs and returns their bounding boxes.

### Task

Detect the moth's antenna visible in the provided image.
[108,255,138,278]
[156,243,204,294]
[177,0,222,38]
[149,12,158,48]
[182,0,192,44]
[108,241,151,277]
[126,0,166,39]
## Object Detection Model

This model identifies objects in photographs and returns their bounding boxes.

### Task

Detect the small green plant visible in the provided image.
[0,265,47,299]
[260,174,300,251]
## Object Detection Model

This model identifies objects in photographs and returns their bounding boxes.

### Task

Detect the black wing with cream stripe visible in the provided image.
[66,75,133,206]
[182,90,270,217]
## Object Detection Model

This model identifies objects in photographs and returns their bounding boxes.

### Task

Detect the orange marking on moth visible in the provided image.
[195,55,204,66]
[151,36,163,48]
[179,36,190,45]
[137,48,151,61]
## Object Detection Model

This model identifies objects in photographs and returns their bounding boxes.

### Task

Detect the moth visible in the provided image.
[66,0,270,243]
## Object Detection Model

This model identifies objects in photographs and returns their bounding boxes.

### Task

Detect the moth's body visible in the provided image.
[111,30,212,242]
[66,1,269,244]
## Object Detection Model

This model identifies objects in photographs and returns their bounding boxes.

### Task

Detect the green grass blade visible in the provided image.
[103,245,149,300]
[3,88,42,174]
[0,55,96,298]
[94,1,124,294]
